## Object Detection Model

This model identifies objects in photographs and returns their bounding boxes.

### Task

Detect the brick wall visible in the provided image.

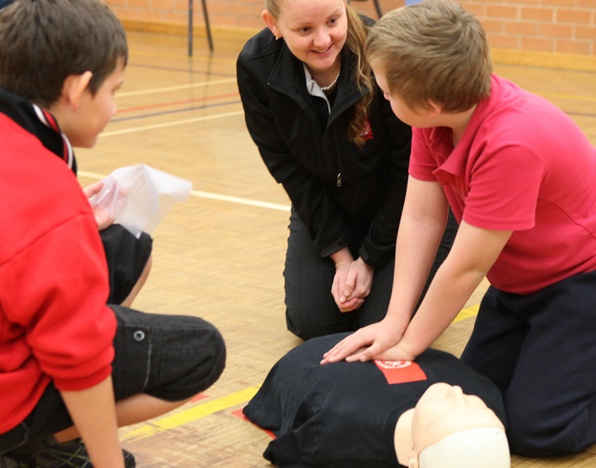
[461,0,596,56]
[104,0,596,60]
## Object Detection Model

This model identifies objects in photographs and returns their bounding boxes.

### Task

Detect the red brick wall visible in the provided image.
[462,0,596,55]
[104,0,596,57]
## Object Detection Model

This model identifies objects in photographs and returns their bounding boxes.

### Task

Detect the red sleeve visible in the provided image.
[3,213,116,391]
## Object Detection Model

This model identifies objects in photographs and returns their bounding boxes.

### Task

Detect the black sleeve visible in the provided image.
[236,44,351,256]
[359,93,411,267]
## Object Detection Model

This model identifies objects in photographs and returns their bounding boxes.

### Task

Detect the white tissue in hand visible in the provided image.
[90,164,192,238]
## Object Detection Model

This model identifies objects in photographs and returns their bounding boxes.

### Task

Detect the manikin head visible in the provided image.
[395,383,510,468]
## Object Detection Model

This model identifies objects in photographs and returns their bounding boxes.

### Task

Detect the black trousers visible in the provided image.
[284,209,457,340]
[461,271,596,456]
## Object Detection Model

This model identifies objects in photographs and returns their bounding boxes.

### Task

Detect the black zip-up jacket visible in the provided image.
[236,27,412,268]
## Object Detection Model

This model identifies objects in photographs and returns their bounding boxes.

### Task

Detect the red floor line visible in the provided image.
[118,92,240,113]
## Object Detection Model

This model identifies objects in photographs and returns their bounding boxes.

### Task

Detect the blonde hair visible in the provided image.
[365,0,492,112]
[265,0,374,144]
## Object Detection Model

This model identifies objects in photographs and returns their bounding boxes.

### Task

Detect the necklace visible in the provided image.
[320,71,340,92]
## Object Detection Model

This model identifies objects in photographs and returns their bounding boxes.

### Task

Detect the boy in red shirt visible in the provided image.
[0,1,225,466]
[323,0,596,458]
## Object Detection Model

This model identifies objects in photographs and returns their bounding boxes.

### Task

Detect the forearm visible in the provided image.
[384,208,448,330]
[399,259,486,357]
[398,221,512,358]
[60,376,124,468]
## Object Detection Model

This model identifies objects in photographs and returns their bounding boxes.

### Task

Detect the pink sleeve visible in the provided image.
[462,143,545,231]
[409,128,438,182]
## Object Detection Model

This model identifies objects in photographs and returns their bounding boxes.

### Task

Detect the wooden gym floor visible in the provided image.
[75,31,596,467]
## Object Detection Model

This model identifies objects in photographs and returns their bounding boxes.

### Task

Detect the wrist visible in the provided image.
[356,256,374,273]
[330,247,353,265]
[384,306,410,333]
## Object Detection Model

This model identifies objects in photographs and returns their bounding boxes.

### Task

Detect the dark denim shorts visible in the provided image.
[101,225,153,304]
[0,306,226,453]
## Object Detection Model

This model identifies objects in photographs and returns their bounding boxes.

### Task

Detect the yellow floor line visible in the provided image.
[453,304,479,324]
[121,386,260,442]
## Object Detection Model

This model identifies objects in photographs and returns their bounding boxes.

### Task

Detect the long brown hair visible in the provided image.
[345,3,374,145]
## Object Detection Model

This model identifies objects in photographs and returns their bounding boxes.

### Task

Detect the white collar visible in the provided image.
[33,104,74,170]
[303,64,331,114]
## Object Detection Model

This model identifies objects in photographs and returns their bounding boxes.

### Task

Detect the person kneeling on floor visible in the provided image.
[0,1,226,467]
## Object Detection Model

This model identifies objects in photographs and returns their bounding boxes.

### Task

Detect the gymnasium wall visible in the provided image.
[104,0,596,70]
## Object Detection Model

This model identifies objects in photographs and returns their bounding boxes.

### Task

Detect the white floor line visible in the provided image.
[78,170,290,212]
[100,110,244,137]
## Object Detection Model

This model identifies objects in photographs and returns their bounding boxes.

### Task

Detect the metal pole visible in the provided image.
[188,0,193,56]
[373,0,382,17]
[201,0,214,51]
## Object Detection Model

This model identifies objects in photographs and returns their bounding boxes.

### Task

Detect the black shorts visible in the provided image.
[101,225,153,304]
[0,307,226,453]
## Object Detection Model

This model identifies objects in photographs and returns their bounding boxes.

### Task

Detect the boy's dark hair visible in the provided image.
[365,0,492,113]
[0,0,128,108]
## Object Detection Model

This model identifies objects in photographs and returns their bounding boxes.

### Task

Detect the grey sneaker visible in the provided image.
[5,439,135,468]
[0,451,34,468]
[0,453,29,468]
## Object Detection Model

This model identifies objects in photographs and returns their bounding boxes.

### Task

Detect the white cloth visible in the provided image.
[89,164,192,237]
